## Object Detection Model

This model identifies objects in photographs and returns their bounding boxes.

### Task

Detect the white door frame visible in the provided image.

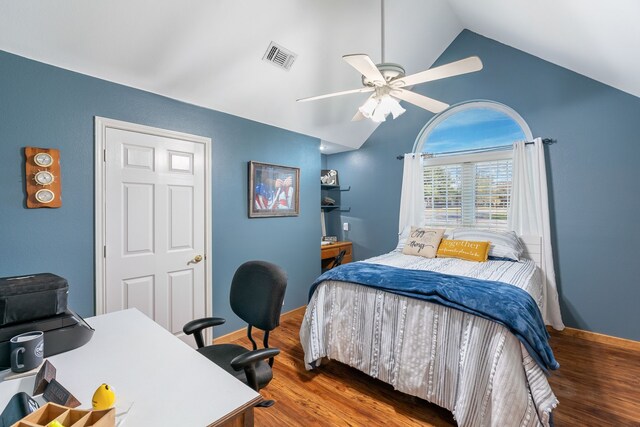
[94,117,213,331]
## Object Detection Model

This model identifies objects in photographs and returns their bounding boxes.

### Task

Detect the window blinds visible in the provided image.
[423,158,512,229]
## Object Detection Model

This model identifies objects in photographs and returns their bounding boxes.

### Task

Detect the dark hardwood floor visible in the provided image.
[546,329,640,426]
[221,308,640,426]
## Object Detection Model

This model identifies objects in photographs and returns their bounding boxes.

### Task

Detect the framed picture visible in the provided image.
[249,161,300,218]
[321,169,339,186]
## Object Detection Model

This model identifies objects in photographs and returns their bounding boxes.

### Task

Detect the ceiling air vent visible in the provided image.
[262,42,297,71]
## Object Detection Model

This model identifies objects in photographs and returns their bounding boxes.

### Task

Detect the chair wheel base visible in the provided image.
[256,399,275,408]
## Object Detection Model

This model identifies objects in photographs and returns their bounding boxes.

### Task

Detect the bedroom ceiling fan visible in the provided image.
[296,1,483,123]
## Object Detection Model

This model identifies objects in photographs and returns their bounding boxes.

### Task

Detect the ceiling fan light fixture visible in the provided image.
[362,94,405,123]
[381,95,406,119]
[358,96,379,118]
[371,105,387,122]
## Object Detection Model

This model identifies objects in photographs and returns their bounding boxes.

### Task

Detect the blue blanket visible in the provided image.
[310,262,559,373]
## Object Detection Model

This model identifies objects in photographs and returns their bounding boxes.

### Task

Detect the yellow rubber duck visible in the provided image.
[91,383,116,410]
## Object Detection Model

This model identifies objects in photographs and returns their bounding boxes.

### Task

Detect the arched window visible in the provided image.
[413,101,531,229]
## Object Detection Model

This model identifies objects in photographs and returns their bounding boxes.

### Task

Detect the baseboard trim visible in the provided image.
[215,306,307,344]
[549,326,640,351]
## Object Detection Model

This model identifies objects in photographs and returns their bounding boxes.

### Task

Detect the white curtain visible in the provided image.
[508,138,564,330]
[398,154,424,234]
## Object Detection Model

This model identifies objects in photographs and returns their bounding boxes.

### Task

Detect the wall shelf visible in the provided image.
[321,179,350,239]
[321,205,341,211]
[321,184,350,192]
[321,184,350,212]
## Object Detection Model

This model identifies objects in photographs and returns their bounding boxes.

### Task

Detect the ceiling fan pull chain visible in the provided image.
[381,0,386,64]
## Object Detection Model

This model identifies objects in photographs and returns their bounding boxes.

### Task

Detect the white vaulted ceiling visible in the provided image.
[1,0,638,153]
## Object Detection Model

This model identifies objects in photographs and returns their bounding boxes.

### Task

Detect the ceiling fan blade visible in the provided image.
[343,54,386,85]
[397,56,483,88]
[297,87,374,103]
[392,89,449,114]
[351,110,366,121]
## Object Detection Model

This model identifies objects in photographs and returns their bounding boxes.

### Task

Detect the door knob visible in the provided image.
[189,255,203,265]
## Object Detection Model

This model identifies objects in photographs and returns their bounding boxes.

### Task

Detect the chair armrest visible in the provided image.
[230,348,280,371]
[183,317,226,348]
[183,317,226,334]
[230,348,281,392]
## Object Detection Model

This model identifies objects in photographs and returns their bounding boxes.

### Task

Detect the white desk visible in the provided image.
[0,309,261,426]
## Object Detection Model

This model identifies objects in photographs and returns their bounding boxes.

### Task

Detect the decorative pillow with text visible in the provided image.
[401,227,446,258]
[436,239,490,262]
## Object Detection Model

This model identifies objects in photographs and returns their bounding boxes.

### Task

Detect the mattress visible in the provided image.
[300,252,558,427]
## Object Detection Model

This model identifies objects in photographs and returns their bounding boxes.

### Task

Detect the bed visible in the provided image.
[300,231,559,427]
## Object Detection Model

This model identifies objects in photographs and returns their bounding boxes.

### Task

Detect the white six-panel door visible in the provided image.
[95,118,211,346]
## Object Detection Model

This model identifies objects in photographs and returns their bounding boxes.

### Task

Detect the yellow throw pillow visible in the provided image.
[436,239,490,262]
[401,227,445,258]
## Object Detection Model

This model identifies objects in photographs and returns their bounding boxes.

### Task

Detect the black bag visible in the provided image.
[0,273,68,326]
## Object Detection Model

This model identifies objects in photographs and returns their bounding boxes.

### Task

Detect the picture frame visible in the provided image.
[249,161,300,218]
[321,169,339,186]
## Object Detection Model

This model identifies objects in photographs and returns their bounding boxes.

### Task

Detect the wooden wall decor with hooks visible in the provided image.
[25,146,62,208]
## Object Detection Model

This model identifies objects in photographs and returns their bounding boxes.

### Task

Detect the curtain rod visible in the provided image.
[396,138,556,160]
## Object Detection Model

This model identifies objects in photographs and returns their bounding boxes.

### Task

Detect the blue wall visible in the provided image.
[0,50,321,335]
[327,30,640,341]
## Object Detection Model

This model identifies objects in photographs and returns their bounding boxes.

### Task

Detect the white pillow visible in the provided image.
[394,226,412,251]
[451,228,524,261]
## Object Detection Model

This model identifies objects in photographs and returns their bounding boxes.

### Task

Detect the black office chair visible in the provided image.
[183,260,287,407]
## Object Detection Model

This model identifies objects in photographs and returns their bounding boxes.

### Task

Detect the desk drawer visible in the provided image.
[321,247,340,259]
[321,244,352,260]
